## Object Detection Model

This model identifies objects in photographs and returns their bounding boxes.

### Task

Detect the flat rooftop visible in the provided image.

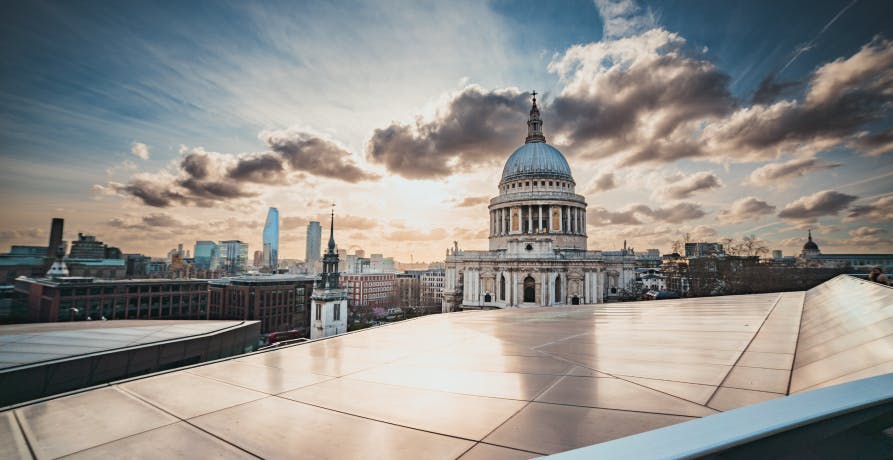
[1,275,891,459]
[0,321,251,370]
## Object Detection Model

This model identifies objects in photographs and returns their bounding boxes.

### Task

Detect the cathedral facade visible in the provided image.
[442,95,635,312]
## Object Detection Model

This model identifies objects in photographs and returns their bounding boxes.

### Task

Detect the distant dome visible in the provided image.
[500,142,573,184]
[803,240,819,251]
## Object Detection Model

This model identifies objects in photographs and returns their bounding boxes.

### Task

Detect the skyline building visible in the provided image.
[219,240,249,275]
[193,240,219,270]
[263,207,279,269]
[306,221,322,274]
[47,218,64,257]
[443,94,636,310]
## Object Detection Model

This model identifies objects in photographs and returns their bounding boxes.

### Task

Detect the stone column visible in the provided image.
[528,205,533,234]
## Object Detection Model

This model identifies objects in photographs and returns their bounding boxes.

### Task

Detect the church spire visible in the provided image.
[808,228,813,243]
[327,206,336,252]
[525,90,546,144]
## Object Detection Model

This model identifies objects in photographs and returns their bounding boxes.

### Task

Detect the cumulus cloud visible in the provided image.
[701,37,893,162]
[366,85,530,179]
[588,202,705,226]
[659,171,722,199]
[542,31,893,167]
[548,29,733,164]
[747,157,841,188]
[778,190,858,220]
[100,129,377,207]
[845,195,893,222]
[718,197,776,224]
[586,172,618,193]
[131,142,149,160]
[453,195,490,207]
[261,128,378,183]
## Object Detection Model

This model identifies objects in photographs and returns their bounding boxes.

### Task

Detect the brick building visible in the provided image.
[341,273,396,308]
[208,274,315,334]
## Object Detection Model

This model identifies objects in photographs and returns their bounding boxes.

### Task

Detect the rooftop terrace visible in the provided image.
[1,275,891,459]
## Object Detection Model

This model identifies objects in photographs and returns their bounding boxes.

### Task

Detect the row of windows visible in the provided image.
[315,304,342,321]
[501,180,572,193]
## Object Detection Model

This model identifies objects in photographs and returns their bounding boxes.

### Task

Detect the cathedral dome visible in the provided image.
[500,142,573,183]
[802,229,820,251]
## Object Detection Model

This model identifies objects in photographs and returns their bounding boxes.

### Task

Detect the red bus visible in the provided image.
[266,330,301,345]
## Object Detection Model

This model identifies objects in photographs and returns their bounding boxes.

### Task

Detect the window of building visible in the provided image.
[315,304,321,320]
[334,305,341,321]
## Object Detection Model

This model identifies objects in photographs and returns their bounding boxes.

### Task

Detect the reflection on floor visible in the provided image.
[2,275,891,459]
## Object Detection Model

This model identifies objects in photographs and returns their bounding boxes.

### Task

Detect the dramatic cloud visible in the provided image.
[101,129,378,207]
[594,0,657,39]
[131,142,149,160]
[544,32,893,166]
[548,29,734,164]
[588,202,706,226]
[586,172,618,193]
[778,190,858,220]
[453,196,490,208]
[747,157,841,188]
[262,129,378,183]
[107,213,189,230]
[702,37,893,161]
[845,195,893,222]
[366,85,529,179]
[659,171,722,199]
[718,197,777,224]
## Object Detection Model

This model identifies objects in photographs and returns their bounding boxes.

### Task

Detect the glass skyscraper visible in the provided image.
[306,221,322,274]
[263,207,279,269]
[193,241,219,270]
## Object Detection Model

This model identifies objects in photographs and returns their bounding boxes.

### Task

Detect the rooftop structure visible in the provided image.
[2,275,890,458]
[0,320,260,406]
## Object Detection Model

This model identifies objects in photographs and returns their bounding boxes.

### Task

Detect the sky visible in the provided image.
[1,0,892,262]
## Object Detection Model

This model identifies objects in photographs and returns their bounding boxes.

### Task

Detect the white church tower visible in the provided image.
[310,209,348,339]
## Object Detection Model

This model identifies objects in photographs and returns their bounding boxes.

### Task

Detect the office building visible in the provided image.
[193,241,219,270]
[306,221,322,274]
[263,207,279,268]
[341,273,396,309]
[219,240,249,274]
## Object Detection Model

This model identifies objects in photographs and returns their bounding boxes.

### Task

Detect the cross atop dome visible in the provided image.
[525,90,546,144]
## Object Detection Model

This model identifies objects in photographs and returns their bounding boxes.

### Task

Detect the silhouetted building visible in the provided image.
[47,218,64,258]
[69,233,107,259]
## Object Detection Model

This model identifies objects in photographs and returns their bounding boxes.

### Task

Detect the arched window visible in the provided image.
[555,276,561,302]
[499,275,506,301]
[523,276,535,303]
